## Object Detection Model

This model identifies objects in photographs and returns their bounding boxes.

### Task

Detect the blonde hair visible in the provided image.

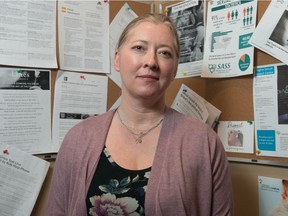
[117,13,180,59]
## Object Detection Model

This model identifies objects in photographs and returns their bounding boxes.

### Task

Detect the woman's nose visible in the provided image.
[144,51,159,70]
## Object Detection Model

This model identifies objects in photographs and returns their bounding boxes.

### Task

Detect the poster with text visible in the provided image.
[254,64,288,158]
[202,0,257,78]
[0,68,52,154]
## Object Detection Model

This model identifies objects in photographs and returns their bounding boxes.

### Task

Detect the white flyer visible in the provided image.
[202,0,257,78]
[254,63,288,158]
[0,1,57,68]
[249,0,288,66]
[217,121,254,153]
[58,0,109,73]
[171,84,221,128]
[0,68,52,154]
[0,143,49,216]
[52,71,108,151]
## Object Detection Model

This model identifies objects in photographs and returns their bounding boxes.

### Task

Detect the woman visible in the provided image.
[46,14,233,216]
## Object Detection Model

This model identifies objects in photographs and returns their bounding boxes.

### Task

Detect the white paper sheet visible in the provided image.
[108,3,138,87]
[249,0,288,66]
[0,68,52,154]
[166,0,205,78]
[52,71,108,151]
[0,1,57,68]
[217,121,254,153]
[58,1,109,73]
[202,0,257,78]
[171,84,221,128]
[0,143,49,216]
[254,63,288,158]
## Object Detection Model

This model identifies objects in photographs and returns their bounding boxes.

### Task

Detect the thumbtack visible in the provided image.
[3,149,9,155]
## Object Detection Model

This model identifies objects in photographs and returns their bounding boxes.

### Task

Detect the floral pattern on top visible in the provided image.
[86,147,151,216]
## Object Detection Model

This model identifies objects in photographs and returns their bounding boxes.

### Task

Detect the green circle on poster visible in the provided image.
[239,54,250,71]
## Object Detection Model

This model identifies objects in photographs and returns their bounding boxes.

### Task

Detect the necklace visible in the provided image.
[116,109,163,144]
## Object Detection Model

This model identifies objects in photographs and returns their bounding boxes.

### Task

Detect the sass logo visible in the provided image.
[208,64,217,73]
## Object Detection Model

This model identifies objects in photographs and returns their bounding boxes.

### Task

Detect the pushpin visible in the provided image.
[256,150,261,155]
[163,9,168,13]
[181,71,187,75]
[80,75,85,80]
[3,149,9,155]
[247,120,253,125]
[17,69,22,73]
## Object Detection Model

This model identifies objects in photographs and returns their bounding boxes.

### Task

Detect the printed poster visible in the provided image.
[254,64,288,158]
[166,0,205,78]
[202,0,257,78]
[249,0,288,66]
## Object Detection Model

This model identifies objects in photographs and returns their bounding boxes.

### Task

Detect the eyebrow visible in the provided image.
[132,40,174,50]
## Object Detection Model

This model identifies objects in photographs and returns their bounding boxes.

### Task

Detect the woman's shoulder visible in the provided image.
[166,107,211,130]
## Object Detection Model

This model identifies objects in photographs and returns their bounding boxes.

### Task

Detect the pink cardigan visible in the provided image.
[46,108,233,215]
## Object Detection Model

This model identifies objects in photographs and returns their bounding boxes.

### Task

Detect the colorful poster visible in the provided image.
[202,0,257,78]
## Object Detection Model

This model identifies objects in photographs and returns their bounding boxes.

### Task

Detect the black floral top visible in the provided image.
[86,147,151,216]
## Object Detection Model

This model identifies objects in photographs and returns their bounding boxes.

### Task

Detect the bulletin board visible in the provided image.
[160,0,288,167]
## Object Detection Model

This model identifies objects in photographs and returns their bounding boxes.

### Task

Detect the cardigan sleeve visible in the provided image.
[45,127,73,216]
[209,129,234,216]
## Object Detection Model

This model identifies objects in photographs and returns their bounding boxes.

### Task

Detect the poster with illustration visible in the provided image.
[249,0,288,66]
[217,121,254,153]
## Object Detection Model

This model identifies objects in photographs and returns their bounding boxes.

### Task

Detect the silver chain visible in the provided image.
[116,109,163,144]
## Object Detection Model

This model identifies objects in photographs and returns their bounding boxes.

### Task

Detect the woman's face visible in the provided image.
[114,22,178,100]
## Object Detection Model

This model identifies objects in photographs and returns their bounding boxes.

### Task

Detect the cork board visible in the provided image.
[161,0,288,166]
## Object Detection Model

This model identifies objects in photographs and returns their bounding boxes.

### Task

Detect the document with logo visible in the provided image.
[58,1,109,73]
[217,121,254,153]
[202,0,257,78]
[249,0,288,66]
[171,84,221,128]
[254,63,288,158]
[0,143,49,216]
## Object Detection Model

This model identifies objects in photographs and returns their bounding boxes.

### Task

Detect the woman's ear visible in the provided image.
[114,49,120,72]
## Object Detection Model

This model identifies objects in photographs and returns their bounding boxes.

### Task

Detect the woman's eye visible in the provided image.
[159,51,172,58]
[133,46,144,51]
